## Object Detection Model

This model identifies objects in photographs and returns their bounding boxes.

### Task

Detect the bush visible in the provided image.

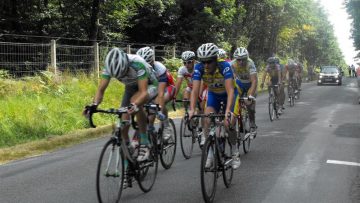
[162,57,183,72]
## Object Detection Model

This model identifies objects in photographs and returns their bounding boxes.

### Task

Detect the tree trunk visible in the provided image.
[89,0,100,45]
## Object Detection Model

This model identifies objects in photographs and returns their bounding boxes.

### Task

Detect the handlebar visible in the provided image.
[85,106,138,130]
[187,113,227,131]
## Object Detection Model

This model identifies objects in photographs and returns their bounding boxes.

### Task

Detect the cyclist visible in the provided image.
[83,48,158,163]
[136,46,176,141]
[260,57,283,113]
[231,47,258,138]
[276,57,286,111]
[218,48,231,62]
[188,43,239,169]
[295,61,303,91]
[284,59,298,101]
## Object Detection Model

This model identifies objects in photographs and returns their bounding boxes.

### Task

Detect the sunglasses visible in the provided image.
[183,60,193,65]
[201,60,215,64]
[237,59,247,63]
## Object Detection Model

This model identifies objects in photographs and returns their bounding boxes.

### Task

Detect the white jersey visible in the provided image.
[152,61,167,78]
[177,66,193,88]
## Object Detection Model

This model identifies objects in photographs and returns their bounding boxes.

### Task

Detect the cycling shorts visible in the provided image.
[206,91,228,113]
[233,79,252,115]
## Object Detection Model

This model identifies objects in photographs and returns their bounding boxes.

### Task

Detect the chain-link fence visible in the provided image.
[0,39,190,77]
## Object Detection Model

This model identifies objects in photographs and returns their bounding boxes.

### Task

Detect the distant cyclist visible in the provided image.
[83,48,158,162]
[136,47,176,141]
[231,47,258,138]
[189,43,239,169]
[261,57,283,113]
[284,59,299,100]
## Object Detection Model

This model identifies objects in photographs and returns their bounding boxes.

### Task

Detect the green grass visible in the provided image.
[0,71,124,148]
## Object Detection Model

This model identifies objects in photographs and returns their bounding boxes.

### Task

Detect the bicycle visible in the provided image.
[86,105,159,203]
[145,103,177,170]
[190,102,234,203]
[234,96,254,154]
[173,99,203,159]
[268,84,280,122]
[288,79,296,107]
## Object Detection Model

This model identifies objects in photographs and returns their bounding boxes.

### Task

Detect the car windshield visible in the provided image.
[321,67,339,74]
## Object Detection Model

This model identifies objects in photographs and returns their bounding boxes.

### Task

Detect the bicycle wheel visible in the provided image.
[200,137,218,203]
[242,114,251,153]
[160,118,177,169]
[137,133,159,193]
[218,126,233,188]
[268,94,275,122]
[96,139,124,203]
[180,117,194,159]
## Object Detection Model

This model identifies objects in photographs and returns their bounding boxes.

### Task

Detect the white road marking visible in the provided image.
[326,160,360,167]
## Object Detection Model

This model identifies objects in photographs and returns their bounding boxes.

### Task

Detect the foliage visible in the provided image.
[162,57,183,72]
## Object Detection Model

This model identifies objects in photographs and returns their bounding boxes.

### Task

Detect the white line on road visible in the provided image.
[326,160,360,167]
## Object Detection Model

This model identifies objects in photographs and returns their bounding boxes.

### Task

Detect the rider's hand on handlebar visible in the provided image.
[83,103,98,118]
[127,103,139,114]
[248,95,256,101]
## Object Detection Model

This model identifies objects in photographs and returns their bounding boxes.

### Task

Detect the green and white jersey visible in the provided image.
[101,54,158,86]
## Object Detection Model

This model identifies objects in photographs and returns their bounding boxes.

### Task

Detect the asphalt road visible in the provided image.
[1,78,359,203]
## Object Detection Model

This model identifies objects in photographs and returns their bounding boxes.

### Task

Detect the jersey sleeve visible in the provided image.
[131,61,149,80]
[177,66,185,78]
[192,63,203,81]
[249,60,257,75]
[220,62,234,80]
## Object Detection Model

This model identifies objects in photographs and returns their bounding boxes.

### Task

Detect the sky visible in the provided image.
[318,0,358,65]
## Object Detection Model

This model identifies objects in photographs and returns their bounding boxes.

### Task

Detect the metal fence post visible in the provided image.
[50,40,57,74]
[94,42,100,78]
[127,45,131,54]
[152,46,156,61]
[173,44,176,58]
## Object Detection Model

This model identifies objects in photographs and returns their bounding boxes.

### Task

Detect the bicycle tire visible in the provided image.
[200,137,218,203]
[180,117,194,159]
[137,133,159,193]
[269,95,274,122]
[160,118,177,169]
[242,114,251,153]
[96,139,124,203]
[219,127,233,188]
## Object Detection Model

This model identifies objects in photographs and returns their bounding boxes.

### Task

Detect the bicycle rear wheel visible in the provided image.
[96,139,124,203]
[201,137,218,203]
[180,117,194,159]
[268,95,275,122]
[219,129,233,188]
[137,133,159,193]
[160,118,177,169]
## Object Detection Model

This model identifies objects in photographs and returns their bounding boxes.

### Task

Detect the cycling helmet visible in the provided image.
[267,57,277,64]
[136,47,154,63]
[181,51,196,61]
[105,48,129,78]
[233,47,249,59]
[197,43,219,59]
[218,49,227,59]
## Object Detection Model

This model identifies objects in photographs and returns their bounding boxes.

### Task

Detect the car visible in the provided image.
[317,66,342,86]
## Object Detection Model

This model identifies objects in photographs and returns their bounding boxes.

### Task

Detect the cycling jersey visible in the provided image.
[101,54,158,86]
[230,58,257,84]
[193,61,233,94]
[265,64,281,78]
[153,61,175,86]
[177,66,194,88]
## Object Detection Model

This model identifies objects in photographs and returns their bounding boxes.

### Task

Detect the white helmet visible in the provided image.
[181,51,196,61]
[233,47,249,59]
[136,47,154,63]
[105,48,129,78]
[197,43,219,59]
[218,48,227,59]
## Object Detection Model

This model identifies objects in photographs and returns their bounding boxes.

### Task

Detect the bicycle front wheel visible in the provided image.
[160,118,177,169]
[137,133,159,193]
[242,114,251,153]
[96,139,124,203]
[180,117,194,159]
[201,137,218,203]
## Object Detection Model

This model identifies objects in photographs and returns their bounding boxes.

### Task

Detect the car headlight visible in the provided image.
[334,75,338,78]
[319,75,323,79]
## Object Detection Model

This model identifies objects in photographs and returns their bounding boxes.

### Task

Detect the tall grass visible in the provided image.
[0,71,124,148]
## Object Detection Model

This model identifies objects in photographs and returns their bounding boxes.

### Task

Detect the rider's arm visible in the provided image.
[93,78,110,105]
[174,77,183,98]
[249,73,257,96]
[133,78,149,106]
[190,80,201,111]
[225,78,234,113]
[156,82,167,112]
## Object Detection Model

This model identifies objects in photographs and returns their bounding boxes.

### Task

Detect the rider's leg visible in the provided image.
[279,83,285,108]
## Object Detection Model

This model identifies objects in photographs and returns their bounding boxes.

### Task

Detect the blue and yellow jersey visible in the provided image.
[193,60,233,94]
